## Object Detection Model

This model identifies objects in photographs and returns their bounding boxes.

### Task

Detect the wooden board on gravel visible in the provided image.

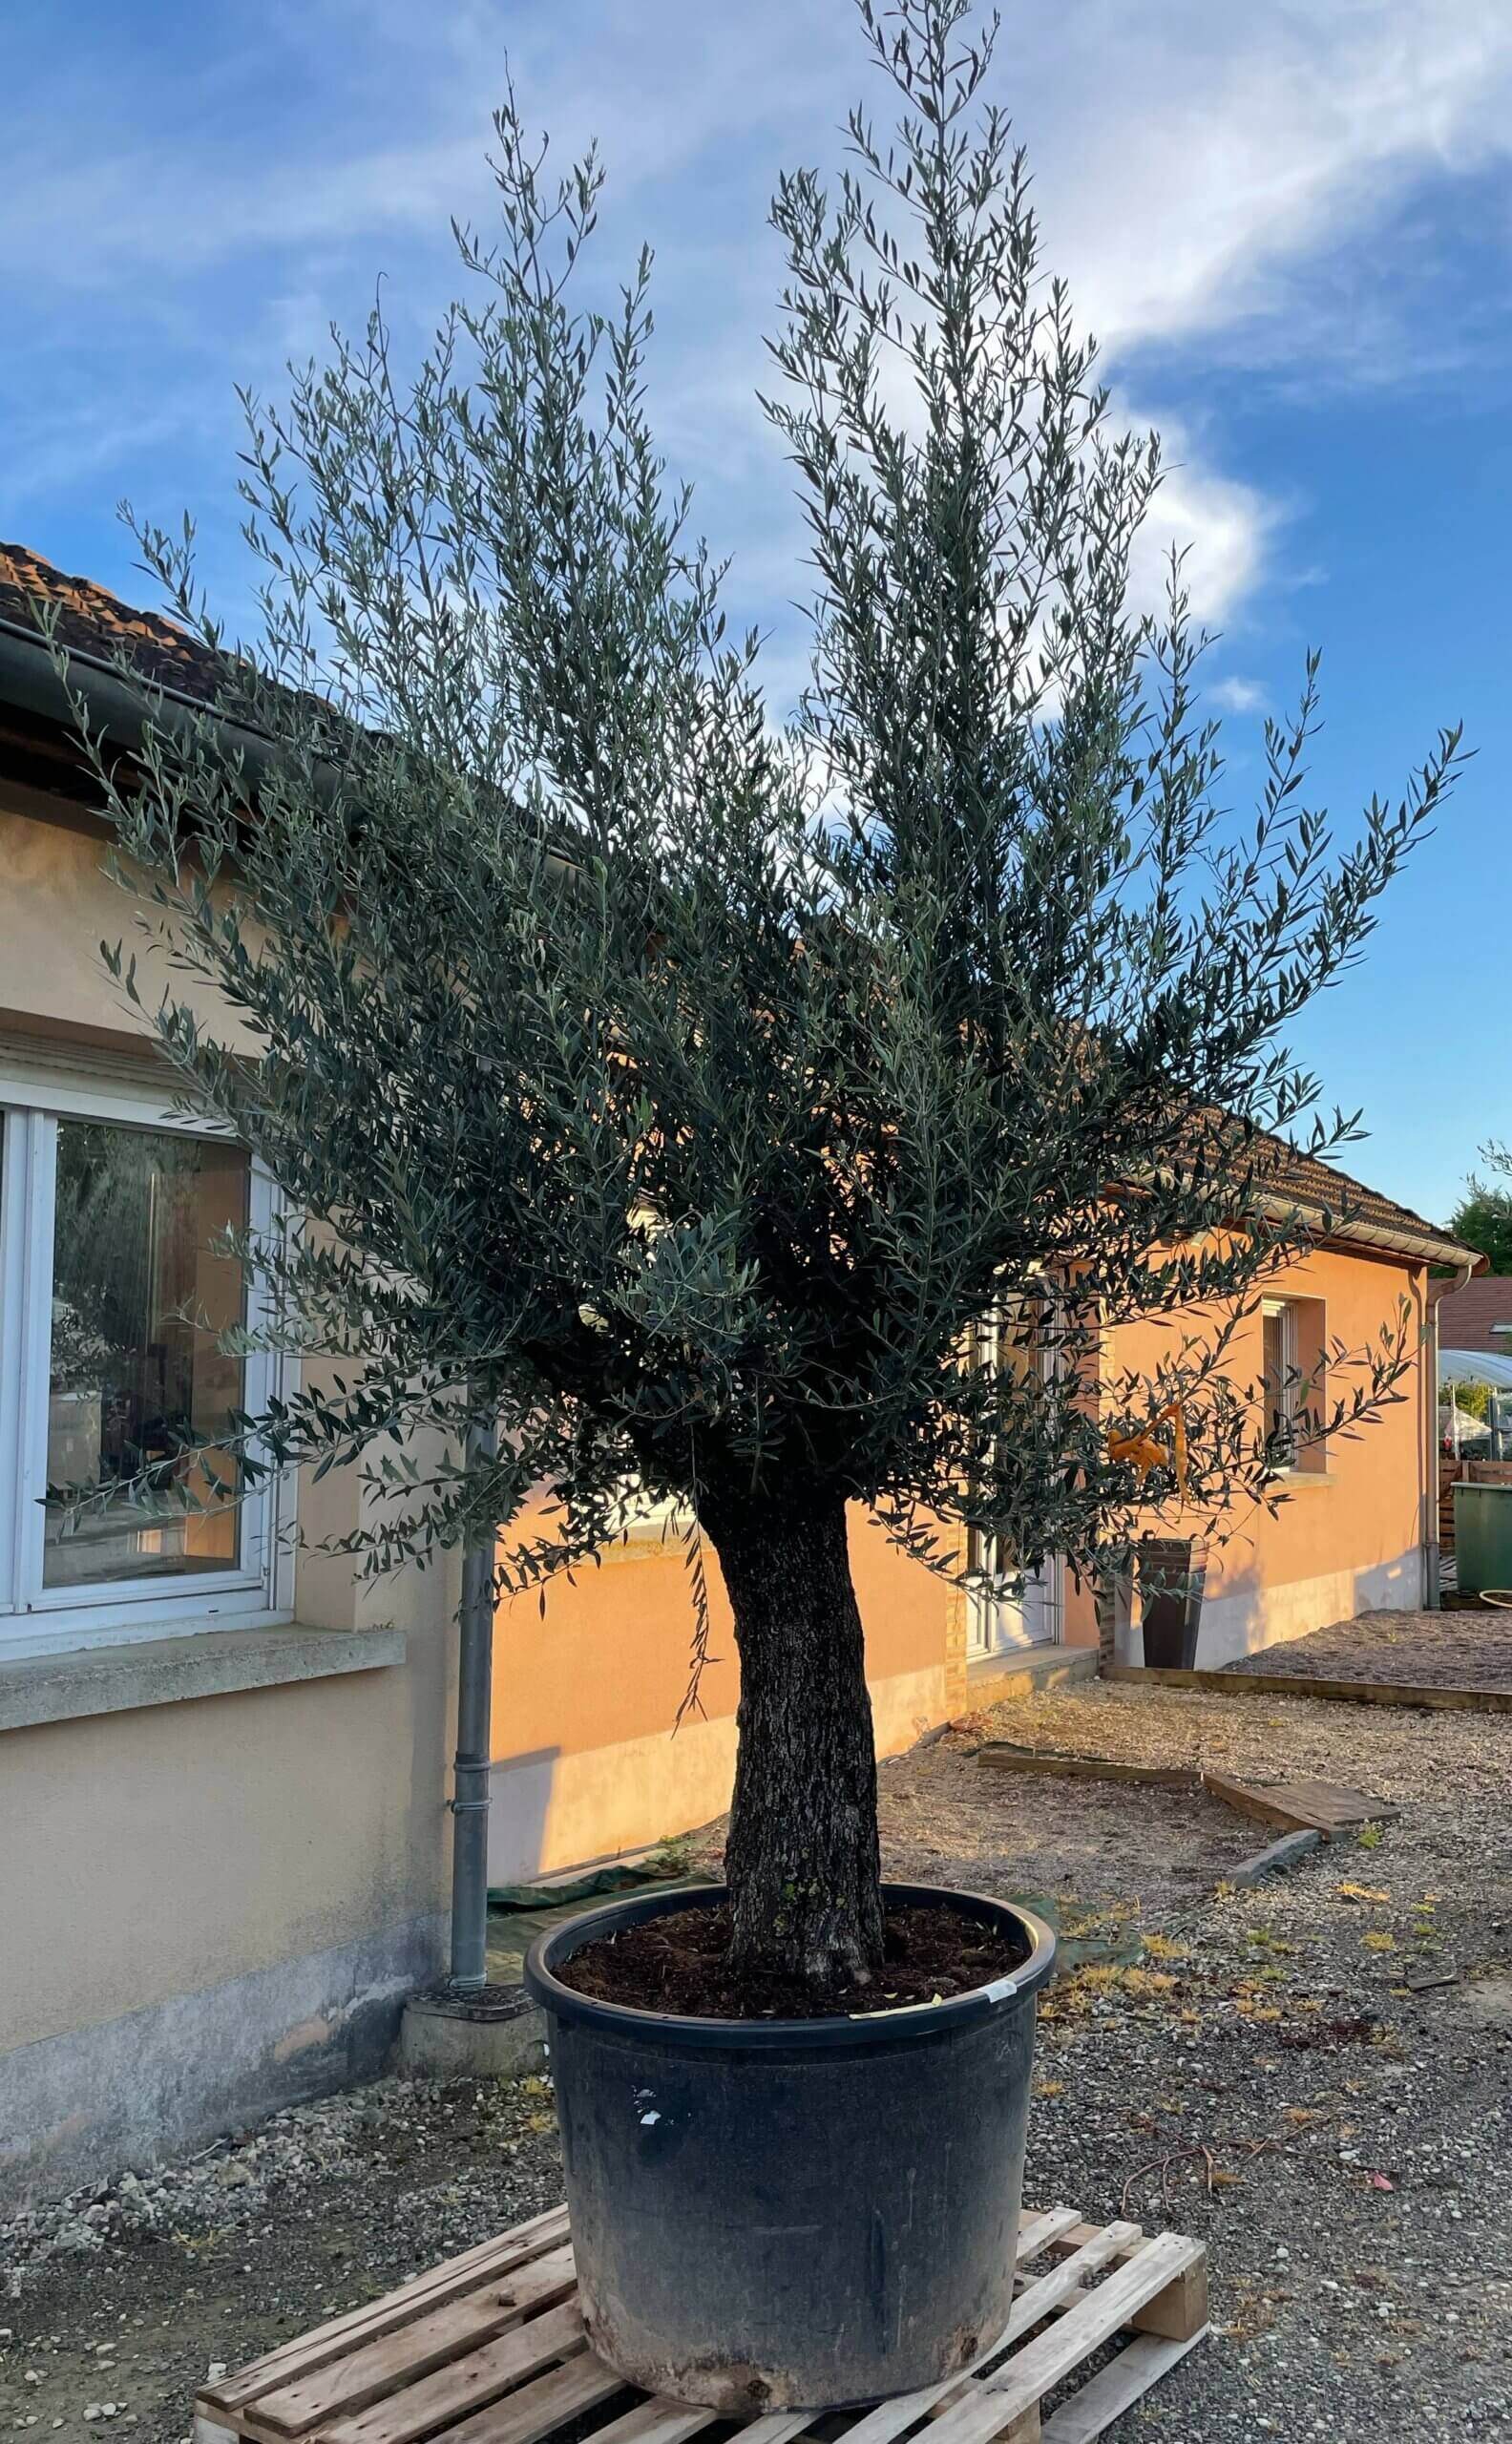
[976,1745,1200,1791]
[194,2202,1208,2444]
[1198,1770,1397,1839]
[975,1744,1396,1843]
[1108,1662,1512,1715]
[1222,1609,1512,1693]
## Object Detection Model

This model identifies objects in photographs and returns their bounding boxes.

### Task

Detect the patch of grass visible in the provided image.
[1044,1960,1181,2020]
[1244,1926,1293,1954]
[1120,1967,1178,1996]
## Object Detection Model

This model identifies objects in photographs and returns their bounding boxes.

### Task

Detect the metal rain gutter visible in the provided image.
[0,611,281,780]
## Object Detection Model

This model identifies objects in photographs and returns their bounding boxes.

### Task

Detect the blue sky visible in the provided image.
[4,0,1509,1229]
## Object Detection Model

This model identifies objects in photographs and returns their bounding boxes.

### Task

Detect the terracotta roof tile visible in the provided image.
[0,539,224,707]
[1249,1132,1461,1254]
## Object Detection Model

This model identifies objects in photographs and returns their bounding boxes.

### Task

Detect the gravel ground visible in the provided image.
[949,1681,1512,2435]
[0,2079,563,2444]
[1225,1607,1512,1689]
[3,1679,1507,2440]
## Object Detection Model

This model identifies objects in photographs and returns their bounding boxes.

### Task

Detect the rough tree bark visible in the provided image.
[704,1481,886,1991]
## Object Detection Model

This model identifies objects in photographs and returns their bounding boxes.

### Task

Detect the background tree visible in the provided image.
[1448,1171,1512,1275]
[65,0,1460,1993]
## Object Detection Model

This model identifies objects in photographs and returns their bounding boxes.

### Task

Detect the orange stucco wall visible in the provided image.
[487,1506,958,1881]
[1064,1241,1428,1657]
[490,1239,1430,1876]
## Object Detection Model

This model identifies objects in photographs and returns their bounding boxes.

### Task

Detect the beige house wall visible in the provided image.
[0,793,457,2206]
[487,1510,957,1884]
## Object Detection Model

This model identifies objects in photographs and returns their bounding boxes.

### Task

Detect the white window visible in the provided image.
[965,1297,1061,1655]
[1261,1296,1327,1477]
[0,1064,291,1658]
[1261,1299,1298,1464]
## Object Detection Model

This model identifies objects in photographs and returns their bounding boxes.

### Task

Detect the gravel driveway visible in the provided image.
[1224,1606,1512,1689]
[3,1678,1507,2439]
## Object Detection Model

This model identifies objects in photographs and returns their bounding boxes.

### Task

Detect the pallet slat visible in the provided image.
[1038,2329,1208,2443]
[205,2210,572,2416]
[439,2352,624,2444]
[927,2234,1206,2444]
[317,2301,587,2444]
[1010,2209,1084,2264]
[831,2207,1096,2444]
[198,2203,1206,2444]
[578,2403,719,2444]
[249,2249,577,2439]
[1001,2222,1144,2347]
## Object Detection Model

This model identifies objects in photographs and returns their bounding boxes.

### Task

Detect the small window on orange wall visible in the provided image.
[1261,1296,1328,1475]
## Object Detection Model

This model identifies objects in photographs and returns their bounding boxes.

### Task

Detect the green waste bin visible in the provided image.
[1452,1481,1512,1596]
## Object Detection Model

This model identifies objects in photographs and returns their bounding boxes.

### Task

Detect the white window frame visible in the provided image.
[1261,1295,1327,1477]
[0,1062,294,1659]
[1261,1299,1299,1445]
[965,1296,1062,1657]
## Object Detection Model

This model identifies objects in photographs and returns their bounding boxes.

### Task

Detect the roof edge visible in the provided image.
[1250,1190,1484,1275]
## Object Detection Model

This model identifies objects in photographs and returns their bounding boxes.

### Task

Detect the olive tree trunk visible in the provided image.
[704,1482,886,1990]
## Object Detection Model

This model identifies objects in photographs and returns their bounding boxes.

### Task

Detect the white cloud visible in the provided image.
[10,4,1510,347]
[1002,0,1512,364]
[3,0,1509,647]
[1209,677,1270,716]
[1124,410,1281,629]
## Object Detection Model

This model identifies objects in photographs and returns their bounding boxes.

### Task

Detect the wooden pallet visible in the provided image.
[194,2200,1208,2444]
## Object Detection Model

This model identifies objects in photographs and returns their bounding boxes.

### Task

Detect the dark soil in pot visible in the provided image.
[556,1896,1029,2018]
[525,1882,1055,2412]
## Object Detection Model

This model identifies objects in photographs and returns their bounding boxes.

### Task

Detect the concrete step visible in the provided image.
[394,1985,548,2080]
[964,1643,1098,1706]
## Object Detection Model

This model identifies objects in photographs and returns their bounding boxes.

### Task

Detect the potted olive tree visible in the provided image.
[70,0,1458,2411]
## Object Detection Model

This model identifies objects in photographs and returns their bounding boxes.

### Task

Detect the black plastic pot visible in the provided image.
[1137,1536,1208,1670]
[524,1882,1055,2413]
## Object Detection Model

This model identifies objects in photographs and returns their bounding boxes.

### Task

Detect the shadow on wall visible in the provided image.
[486,1713,744,1885]
[485,1746,561,1887]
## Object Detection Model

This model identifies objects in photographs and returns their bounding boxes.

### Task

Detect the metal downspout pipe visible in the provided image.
[1425,1260,1475,1612]
[450,1420,497,1991]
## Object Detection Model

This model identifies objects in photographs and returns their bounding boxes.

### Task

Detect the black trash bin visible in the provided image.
[1137,1535,1208,1669]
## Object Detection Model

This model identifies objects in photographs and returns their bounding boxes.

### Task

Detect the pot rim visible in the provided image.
[523,1879,1056,2051]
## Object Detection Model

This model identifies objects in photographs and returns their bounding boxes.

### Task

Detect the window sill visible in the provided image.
[1267,1470,1336,1490]
[597,1509,696,1565]
[0,1620,406,1733]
